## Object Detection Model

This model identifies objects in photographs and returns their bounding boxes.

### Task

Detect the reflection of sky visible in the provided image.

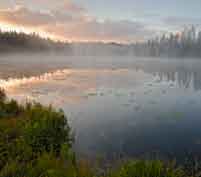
[2,57,201,159]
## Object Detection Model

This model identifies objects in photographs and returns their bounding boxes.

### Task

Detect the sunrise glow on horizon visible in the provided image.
[0,0,201,43]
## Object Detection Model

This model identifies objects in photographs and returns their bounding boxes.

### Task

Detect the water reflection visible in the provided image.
[2,57,201,160]
[154,71,200,90]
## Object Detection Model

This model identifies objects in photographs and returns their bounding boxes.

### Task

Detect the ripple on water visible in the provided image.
[134,105,141,111]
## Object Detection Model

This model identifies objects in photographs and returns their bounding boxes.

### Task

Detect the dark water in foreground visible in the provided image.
[1,55,201,160]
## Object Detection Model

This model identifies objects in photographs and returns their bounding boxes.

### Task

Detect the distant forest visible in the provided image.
[1,26,201,58]
[133,26,201,58]
[0,30,71,54]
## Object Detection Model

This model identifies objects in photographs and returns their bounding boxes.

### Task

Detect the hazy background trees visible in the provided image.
[0,30,72,54]
[0,26,201,58]
[132,26,201,58]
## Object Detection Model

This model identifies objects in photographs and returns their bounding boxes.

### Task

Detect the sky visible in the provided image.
[0,0,201,43]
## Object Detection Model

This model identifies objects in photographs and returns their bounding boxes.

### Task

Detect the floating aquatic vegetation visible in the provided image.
[156,112,184,124]
[99,92,104,96]
[161,90,167,94]
[115,91,125,97]
[82,93,89,99]
[154,78,161,83]
[128,98,135,103]
[129,91,135,96]
[155,116,164,121]
[149,100,158,105]
[172,112,183,120]
[87,92,98,97]
[129,121,137,127]
[134,105,141,111]
[147,83,153,87]
[188,99,196,105]
[144,90,152,95]
[31,90,47,96]
[194,139,201,145]
[122,103,131,107]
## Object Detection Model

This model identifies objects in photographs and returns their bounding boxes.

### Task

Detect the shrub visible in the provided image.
[26,153,77,177]
[23,103,72,155]
[0,94,73,174]
[0,161,28,177]
[109,160,184,177]
[0,89,6,102]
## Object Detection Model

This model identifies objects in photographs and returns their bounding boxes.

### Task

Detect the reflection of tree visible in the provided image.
[192,72,201,90]
[132,60,201,90]
[157,70,201,91]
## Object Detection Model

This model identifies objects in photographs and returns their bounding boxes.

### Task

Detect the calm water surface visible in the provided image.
[1,55,201,160]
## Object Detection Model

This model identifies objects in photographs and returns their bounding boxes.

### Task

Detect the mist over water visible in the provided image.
[2,54,201,160]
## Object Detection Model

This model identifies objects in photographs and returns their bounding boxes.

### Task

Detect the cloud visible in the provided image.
[42,19,155,42]
[8,0,86,13]
[0,1,157,42]
[0,6,55,27]
[163,16,201,27]
[60,0,86,13]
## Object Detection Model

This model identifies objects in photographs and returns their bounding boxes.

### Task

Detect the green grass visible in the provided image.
[109,160,184,177]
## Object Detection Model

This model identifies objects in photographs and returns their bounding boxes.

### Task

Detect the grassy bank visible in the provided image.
[0,89,197,177]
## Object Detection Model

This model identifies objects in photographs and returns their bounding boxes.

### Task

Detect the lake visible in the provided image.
[1,54,201,161]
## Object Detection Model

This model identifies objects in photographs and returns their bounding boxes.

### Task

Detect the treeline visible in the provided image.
[0,89,200,177]
[0,30,72,54]
[1,27,201,58]
[72,26,201,57]
[133,26,201,58]
[66,26,201,58]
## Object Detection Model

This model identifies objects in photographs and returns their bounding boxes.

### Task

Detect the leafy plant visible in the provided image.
[109,160,184,177]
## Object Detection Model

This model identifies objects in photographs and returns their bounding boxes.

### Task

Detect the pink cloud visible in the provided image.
[0,1,156,42]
